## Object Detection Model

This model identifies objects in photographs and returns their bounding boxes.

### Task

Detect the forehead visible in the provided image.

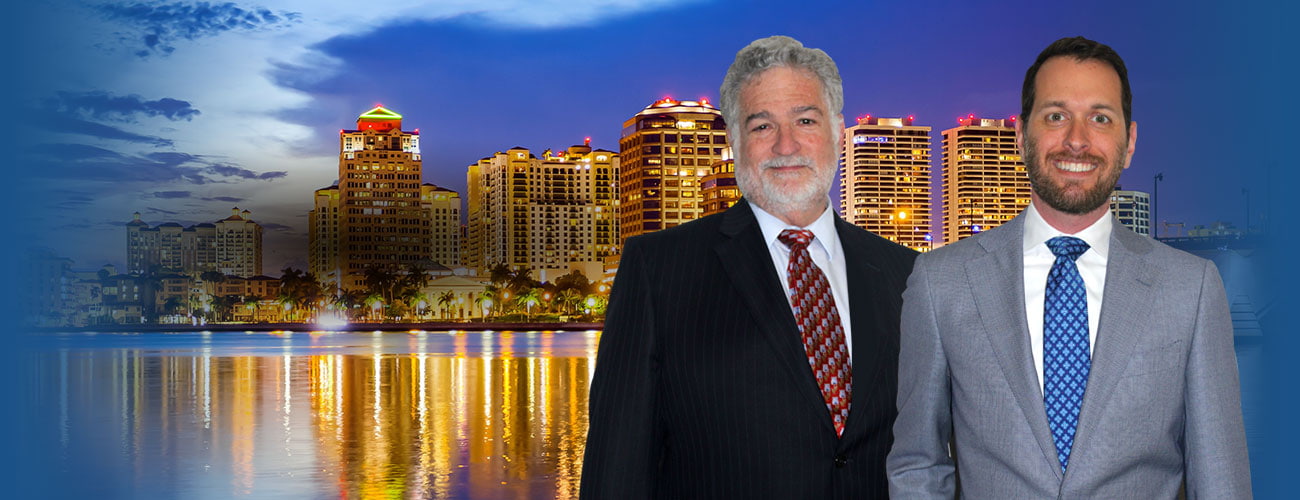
[1033,56,1123,108]
[738,66,824,111]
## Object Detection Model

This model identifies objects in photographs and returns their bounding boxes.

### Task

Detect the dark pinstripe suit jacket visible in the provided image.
[581,199,917,499]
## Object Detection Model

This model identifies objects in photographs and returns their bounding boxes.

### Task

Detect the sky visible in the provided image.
[8,0,1283,275]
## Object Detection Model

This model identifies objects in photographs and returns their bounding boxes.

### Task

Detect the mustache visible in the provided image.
[758,155,816,169]
[1046,151,1105,165]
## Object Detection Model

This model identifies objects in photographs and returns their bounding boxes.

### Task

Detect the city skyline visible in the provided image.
[13,1,1272,275]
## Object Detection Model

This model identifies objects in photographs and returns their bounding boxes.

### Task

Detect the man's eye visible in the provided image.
[752,124,770,132]
[799,118,816,125]
[1091,114,1112,124]
[1046,112,1065,122]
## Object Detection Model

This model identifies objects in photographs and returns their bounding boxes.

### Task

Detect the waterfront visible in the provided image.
[18,330,598,499]
[16,330,1262,498]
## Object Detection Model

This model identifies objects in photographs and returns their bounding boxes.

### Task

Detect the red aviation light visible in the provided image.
[585,136,592,146]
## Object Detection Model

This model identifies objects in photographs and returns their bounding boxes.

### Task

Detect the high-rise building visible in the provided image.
[840,115,933,251]
[329,105,429,290]
[465,142,618,281]
[1110,186,1151,236]
[618,98,729,246]
[941,115,1028,244]
[308,185,340,283]
[421,183,461,268]
[214,208,263,278]
[125,208,263,277]
[701,150,740,217]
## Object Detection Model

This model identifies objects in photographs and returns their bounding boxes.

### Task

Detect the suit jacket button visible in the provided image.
[834,455,847,468]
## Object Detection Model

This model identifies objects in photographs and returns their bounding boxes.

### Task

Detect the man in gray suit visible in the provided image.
[887,36,1251,498]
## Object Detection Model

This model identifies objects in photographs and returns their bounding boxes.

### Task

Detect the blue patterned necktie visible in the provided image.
[1043,236,1090,471]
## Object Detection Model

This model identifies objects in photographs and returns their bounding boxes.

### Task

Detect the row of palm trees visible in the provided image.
[255,264,608,323]
[141,262,610,324]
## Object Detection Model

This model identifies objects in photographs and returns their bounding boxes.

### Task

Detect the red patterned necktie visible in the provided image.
[778,229,852,437]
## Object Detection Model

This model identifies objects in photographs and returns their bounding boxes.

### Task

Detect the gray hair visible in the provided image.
[718,35,844,135]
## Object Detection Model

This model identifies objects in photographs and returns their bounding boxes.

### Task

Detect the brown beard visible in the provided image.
[1025,138,1126,215]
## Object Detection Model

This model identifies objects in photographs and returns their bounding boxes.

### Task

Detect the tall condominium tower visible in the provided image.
[421,183,461,268]
[1110,186,1151,236]
[308,185,340,281]
[214,208,263,277]
[324,105,429,289]
[700,150,739,217]
[126,208,263,277]
[465,142,618,281]
[840,115,933,251]
[618,98,729,246]
[941,115,1028,244]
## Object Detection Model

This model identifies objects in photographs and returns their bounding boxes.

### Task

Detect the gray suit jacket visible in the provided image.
[887,213,1251,499]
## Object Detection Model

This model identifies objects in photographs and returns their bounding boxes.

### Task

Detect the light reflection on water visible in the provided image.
[20,330,600,499]
[17,332,1263,498]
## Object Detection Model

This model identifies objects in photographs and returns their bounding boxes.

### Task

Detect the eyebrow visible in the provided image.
[743,105,824,125]
[1041,100,1119,113]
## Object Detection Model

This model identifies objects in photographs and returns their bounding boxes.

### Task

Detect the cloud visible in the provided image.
[30,111,173,146]
[145,206,179,215]
[96,2,301,57]
[203,196,244,202]
[208,163,289,180]
[259,222,294,232]
[153,190,192,198]
[48,91,200,122]
[25,143,289,185]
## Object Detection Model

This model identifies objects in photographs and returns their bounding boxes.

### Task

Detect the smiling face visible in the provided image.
[732,66,843,226]
[1020,56,1137,220]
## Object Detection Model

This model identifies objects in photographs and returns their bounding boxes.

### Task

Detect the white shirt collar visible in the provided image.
[751,200,840,259]
[1022,201,1112,258]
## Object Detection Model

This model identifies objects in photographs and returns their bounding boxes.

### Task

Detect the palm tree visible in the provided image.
[477,287,498,320]
[332,288,367,321]
[555,288,581,316]
[364,293,385,322]
[517,288,542,320]
[437,290,455,320]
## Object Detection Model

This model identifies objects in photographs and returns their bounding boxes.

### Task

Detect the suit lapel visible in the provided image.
[714,200,832,432]
[1066,223,1157,474]
[835,217,888,442]
[966,215,1064,480]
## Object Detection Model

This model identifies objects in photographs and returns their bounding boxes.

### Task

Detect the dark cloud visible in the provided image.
[259,222,294,232]
[24,143,289,185]
[208,163,289,180]
[29,92,201,147]
[153,191,192,198]
[30,112,173,146]
[48,91,200,122]
[203,196,244,202]
[145,206,179,215]
[96,2,301,57]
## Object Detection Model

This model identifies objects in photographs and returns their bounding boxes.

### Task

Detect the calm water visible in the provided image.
[15,331,1263,499]
[18,330,599,499]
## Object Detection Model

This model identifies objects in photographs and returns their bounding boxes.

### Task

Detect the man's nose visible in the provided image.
[1063,120,1089,153]
[773,127,799,156]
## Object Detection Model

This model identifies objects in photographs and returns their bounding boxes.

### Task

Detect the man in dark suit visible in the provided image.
[581,35,917,499]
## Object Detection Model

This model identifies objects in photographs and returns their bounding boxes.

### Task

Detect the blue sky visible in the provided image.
[10,0,1280,274]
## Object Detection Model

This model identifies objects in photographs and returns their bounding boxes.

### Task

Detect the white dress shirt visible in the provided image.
[1022,202,1112,391]
[751,201,853,359]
